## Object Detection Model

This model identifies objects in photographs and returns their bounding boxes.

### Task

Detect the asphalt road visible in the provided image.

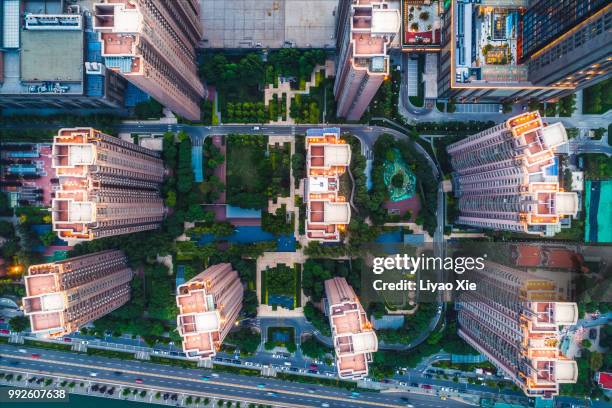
[0,344,471,408]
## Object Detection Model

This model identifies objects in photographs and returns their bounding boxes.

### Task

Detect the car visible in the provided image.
[89,372,97,377]
[135,378,143,384]
[351,392,360,397]
[284,362,291,367]
[201,376,210,381]
[0,329,9,334]
[18,349,27,353]
[211,373,220,378]
[410,383,419,387]
[253,126,260,130]
[245,362,254,367]
[309,364,318,370]
[31,354,41,359]
[63,338,72,342]
[424,374,433,379]
[308,388,316,394]
[113,371,122,376]
[257,384,266,389]
[163,393,169,400]
[440,396,447,400]
[421,384,432,390]
[266,392,276,396]
[321,404,330,408]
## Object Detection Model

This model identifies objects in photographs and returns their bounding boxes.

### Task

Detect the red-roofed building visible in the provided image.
[511,244,585,271]
[596,372,612,390]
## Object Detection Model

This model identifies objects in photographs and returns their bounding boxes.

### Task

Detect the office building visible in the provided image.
[523,1,611,91]
[92,0,205,120]
[437,0,611,103]
[0,1,128,112]
[176,263,243,360]
[324,277,378,380]
[334,0,400,120]
[305,128,351,242]
[457,261,578,398]
[22,250,133,338]
[51,128,165,244]
[448,111,579,236]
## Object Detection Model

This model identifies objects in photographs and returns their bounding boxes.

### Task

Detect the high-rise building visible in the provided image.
[437,0,611,103]
[92,0,205,120]
[51,128,165,244]
[0,2,128,112]
[334,0,400,120]
[305,128,351,242]
[523,1,611,91]
[176,263,243,360]
[324,277,377,380]
[448,111,579,236]
[456,261,578,399]
[22,250,133,338]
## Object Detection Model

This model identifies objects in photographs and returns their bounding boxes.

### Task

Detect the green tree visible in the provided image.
[9,315,29,332]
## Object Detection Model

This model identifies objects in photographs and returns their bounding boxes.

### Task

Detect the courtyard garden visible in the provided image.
[226,135,291,209]
[265,327,296,353]
[582,77,611,114]
[261,263,301,310]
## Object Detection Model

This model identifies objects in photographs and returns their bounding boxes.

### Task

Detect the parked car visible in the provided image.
[135,378,143,384]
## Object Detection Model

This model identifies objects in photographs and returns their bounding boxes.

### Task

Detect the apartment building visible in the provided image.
[447,111,579,236]
[51,128,165,244]
[22,250,133,338]
[305,128,351,242]
[324,277,378,380]
[457,261,578,399]
[92,0,205,120]
[176,263,243,360]
[334,0,400,120]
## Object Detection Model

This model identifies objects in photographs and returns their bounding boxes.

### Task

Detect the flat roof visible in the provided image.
[541,123,568,149]
[554,302,578,325]
[194,311,221,332]
[69,202,94,223]
[324,145,351,167]
[351,331,378,353]
[371,9,400,34]
[41,293,65,311]
[68,145,95,166]
[21,29,84,82]
[324,202,350,224]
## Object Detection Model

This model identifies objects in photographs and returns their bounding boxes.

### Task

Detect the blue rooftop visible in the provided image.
[104,57,133,74]
[305,127,341,137]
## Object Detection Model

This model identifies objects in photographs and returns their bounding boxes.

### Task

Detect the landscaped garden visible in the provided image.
[582,78,611,114]
[265,327,296,353]
[261,263,300,310]
[226,134,271,209]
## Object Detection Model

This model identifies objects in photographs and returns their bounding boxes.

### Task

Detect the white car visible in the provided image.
[89,373,98,377]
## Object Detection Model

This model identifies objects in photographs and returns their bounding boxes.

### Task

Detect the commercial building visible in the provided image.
[325,277,377,380]
[437,0,611,103]
[0,1,128,112]
[448,111,579,236]
[22,250,133,338]
[92,0,205,120]
[456,261,578,399]
[305,128,351,242]
[176,263,243,360]
[334,0,400,120]
[523,1,611,91]
[51,128,165,244]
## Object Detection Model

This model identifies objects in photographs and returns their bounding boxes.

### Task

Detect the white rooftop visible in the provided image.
[194,310,221,333]
[324,202,351,223]
[113,4,141,33]
[69,201,95,223]
[555,360,579,382]
[541,123,568,149]
[371,8,400,34]
[324,145,351,167]
[555,193,579,217]
[309,176,331,193]
[40,293,65,312]
[68,144,95,166]
[554,302,578,325]
[350,331,378,354]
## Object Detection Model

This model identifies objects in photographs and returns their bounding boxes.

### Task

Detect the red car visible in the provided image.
[135,379,143,384]
[31,354,40,359]
[309,364,318,370]
[63,338,72,342]
[421,384,432,390]
[0,329,9,334]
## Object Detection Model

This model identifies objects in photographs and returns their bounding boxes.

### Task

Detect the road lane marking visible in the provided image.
[0,354,404,408]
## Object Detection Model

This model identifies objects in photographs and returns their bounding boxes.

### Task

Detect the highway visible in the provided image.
[0,343,471,408]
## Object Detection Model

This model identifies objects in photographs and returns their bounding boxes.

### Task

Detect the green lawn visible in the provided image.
[226,134,271,209]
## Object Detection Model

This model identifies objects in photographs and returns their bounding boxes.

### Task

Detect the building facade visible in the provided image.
[437,0,611,103]
[22,250,133,338]
[305,128,351,242]
[334,0,400,120]
[524,1,611,91]
[92,0,205,120]
[51,128,165,244]
[176,263,243,360]
[456,261,578,398]
[324,277,378,380]
[448,111,579,236]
